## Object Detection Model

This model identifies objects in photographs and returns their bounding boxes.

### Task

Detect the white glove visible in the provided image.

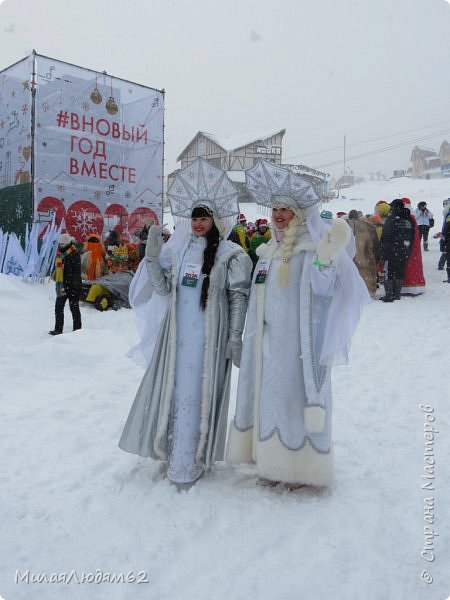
[317,219,351,266]
[145,225,163,260]
[304,406,326,433]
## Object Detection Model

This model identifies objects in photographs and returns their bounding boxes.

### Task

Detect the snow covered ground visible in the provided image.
[1,177,450,600]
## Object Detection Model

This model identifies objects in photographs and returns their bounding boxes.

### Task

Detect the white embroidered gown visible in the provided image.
[166,235,206,484]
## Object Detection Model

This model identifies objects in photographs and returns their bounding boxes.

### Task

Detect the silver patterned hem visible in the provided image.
[234,422,331,454]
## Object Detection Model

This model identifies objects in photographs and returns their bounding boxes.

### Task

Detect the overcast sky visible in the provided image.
[1,0,450,179]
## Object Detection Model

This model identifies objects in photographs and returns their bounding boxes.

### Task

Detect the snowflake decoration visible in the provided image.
[16,205,24,219]
[94,191,102,200]
[11,90,16,98]
[81,102,90,112]
[21,104,28,115]
[125,191,131,199]
[41,102,50,112]
[57,184,65,193]
[5,256,23,276]
[72,207,97,238]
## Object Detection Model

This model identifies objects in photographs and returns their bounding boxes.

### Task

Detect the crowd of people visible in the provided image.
[49,159,446,492]
[48,224,171,336]
[222,196,443,302]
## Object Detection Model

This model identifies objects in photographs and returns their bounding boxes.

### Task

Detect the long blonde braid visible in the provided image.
[277,214,300,287]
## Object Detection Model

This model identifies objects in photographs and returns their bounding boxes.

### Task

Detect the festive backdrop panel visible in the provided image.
[0,56,33,235]
[33,54,164,242]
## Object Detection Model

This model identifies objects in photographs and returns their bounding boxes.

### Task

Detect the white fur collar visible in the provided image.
[256,236,316,260]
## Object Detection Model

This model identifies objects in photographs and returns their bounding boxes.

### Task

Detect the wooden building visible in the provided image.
[176,129,286,171]
[410,145,441,178]
[439,140,450,176]
[168,128,327,202]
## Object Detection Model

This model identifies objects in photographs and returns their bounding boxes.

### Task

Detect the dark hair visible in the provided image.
[191,206,220,309]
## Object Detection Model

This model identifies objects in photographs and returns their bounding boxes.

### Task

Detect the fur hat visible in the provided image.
[59,233,73,246]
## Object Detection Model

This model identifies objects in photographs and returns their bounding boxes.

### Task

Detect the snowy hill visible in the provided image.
[1,179,450,600]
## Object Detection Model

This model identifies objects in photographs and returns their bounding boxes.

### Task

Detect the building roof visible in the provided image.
[177,128,285,161]
[411,145,438,157]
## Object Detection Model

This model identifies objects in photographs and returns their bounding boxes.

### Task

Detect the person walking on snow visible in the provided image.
[49,233,82,335]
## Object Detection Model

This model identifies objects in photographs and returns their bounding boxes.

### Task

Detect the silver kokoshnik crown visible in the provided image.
[167,157,240,218]
[245,159,320,209]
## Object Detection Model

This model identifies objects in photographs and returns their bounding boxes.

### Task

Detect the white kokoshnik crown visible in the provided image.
[245,159,320,209]
[167,157,240,219]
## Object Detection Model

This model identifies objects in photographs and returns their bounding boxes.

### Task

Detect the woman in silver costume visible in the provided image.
[119,159,252,487]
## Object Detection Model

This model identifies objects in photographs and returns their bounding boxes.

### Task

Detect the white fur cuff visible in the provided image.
[304,406,326,433]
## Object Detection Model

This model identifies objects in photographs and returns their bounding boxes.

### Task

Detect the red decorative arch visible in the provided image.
[128,207,160,241]
[36,196,66,238]
[65,200,104,242]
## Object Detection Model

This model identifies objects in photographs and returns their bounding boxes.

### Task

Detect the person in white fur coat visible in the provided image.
[227,161,370,489]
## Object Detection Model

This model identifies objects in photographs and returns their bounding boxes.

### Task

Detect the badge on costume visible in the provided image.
[181,263,202,287]
[255,259,270,284]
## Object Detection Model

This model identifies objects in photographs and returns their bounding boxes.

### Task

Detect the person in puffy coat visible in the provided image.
[379,199,414,302]
[346,210,380,297]
[49,233,82,335]
[414,201,434,251]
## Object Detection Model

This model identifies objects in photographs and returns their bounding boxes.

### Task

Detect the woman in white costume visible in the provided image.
[227,160,370,488]
[119,159,252,487]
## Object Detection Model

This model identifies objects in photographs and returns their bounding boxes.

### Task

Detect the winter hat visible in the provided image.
[401,197,412,206]
[391,198,409,217]
[86,233,101,243]
[348,209,359,220]
[336,211,347,218]
[238,213,247,223]
[258,218,268,227]
[375,203,390,218]
[320,210,333,220]
[59,233,73,246]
